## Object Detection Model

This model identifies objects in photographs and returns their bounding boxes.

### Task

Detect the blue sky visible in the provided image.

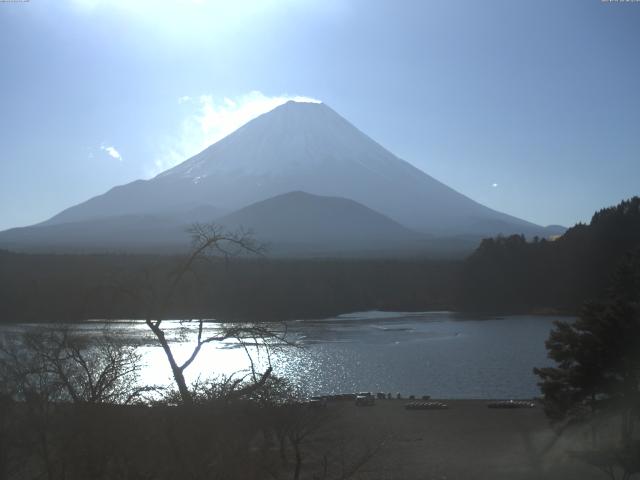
[1,0,639,231]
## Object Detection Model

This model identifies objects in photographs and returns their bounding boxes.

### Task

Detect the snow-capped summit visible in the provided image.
[159,100,393,180]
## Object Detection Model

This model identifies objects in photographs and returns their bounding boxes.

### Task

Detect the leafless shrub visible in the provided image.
[0,328,150,405]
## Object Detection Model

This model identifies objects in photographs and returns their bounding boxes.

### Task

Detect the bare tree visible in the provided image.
[126,223,287,405]
[0,327,151,480]
[0,328,147,405]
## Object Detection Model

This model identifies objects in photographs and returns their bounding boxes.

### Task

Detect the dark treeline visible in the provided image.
[0,252,459,323]
[460,197,640,313]
[3,197,640,323]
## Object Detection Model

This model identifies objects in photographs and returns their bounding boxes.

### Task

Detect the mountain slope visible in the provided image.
[217,191,425,255]
[0,204,223,253]
[0,214,191,253]
[43,101,547,237]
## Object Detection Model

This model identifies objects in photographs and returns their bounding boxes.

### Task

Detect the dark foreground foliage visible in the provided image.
[534,249,640,480]
[0,326,381,480]
[0,396,385,480]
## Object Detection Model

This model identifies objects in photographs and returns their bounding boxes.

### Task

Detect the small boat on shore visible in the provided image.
[487,400,535,409]
[405,401,448,410]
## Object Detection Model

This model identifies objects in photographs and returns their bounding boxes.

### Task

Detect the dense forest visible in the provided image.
[0,253,458,323]
[1,197,639,323]
[460,197,640,313]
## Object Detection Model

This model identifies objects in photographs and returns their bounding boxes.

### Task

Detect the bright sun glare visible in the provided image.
[71,0,291,39]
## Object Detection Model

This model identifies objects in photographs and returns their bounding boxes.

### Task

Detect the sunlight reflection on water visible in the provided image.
[2,312,567,399]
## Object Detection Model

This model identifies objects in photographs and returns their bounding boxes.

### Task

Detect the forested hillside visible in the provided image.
[459,197,640,313]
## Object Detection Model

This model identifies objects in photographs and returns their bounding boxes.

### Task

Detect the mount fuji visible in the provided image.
[0,101,562,256]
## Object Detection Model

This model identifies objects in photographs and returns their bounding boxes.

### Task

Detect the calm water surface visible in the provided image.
[2,311,568,399]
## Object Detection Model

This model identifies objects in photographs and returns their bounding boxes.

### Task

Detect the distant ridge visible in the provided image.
[217,191,426,255]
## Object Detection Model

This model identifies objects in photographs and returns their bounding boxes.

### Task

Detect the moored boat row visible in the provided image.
[405,401,448,410]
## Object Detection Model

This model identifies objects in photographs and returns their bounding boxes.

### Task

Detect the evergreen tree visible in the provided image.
[534,249,640,444]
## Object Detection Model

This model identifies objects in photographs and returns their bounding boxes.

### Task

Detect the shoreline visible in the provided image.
[0,308,577,325]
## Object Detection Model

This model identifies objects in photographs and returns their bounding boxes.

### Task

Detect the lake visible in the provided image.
[0,311,567,399]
